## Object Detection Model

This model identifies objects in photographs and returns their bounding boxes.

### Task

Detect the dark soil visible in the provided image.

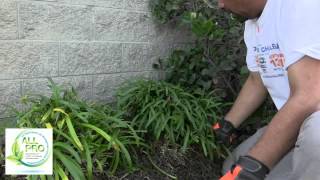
[0,140,223,180]
[96,141,222,180]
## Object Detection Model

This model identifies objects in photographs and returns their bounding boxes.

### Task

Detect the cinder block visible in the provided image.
[0,117,16,136]
[94,8,150,42]
[19,2,93,40]
[0,1,18,40]
[124,0,149,11]
[21,78,52,97]
[92,71,159,102]
[131,71,160,80]
[149,22,195,44]
[0,41,59,79]
[60,42,122,76]
[121,42,173,72]
[21,76,93,101]
[23,0,72,3]
[54,76,93,101]
[0,80,21,118]
[92,73,124,102]
[151,42,174,60]
[71,0,123,8]
[121,43,154,71]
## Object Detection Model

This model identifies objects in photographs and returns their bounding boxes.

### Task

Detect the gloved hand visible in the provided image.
[220,156,270,180]
[212,118,238,146]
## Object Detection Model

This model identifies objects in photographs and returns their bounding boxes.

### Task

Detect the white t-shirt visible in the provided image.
[244,0,320,110]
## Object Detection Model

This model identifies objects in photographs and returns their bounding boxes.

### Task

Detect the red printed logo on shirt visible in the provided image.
[269,53,285,68]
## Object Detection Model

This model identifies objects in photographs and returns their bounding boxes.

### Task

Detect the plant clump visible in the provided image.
[14,79,142,180]
[117,79,225,159]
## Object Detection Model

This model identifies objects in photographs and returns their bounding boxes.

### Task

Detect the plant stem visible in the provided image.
[143,151,178,180]
[221,74,237,97]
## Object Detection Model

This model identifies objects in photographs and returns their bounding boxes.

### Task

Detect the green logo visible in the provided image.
[7,130,50,167]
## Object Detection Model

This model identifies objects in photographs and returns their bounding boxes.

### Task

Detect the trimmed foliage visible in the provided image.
[117,79,226,159]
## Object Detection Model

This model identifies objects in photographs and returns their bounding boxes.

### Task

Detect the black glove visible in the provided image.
[212,118,238,146]
[220,156,270,180]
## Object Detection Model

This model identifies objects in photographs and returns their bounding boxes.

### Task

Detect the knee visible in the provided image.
[297,113,320,156]
[221,126,268,174]
[222,155,234,174]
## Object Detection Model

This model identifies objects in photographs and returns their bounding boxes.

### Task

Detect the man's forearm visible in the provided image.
[248,57,320,169]
[225,72,267,128]
[248,95,317,168]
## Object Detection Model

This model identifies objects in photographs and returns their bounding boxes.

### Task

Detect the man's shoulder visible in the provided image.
[244,20,257,41]
[245,19,257,26]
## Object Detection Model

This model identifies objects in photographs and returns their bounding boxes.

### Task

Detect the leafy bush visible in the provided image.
[151,0,247,100]
[117,79,226,159]
[150,0,186,23]
[156,48,211,91]
[14,80,142,180]
[182,12,225,40]
[157,47,248,94]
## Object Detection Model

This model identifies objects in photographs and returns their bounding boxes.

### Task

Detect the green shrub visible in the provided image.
[151,0,247,100]
[150,0,186,24]
[156,47,226,92]
[181,12,225,40]
[117,79,226,159]
[14,80,142,180]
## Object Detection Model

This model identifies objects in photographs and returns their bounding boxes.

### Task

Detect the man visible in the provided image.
[212,0,320,179]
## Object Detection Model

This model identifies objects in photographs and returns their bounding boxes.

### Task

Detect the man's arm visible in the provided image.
[248,56,320,168]
[225,72,268,128]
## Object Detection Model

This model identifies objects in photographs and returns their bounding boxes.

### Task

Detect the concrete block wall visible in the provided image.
[0,0,193,119]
